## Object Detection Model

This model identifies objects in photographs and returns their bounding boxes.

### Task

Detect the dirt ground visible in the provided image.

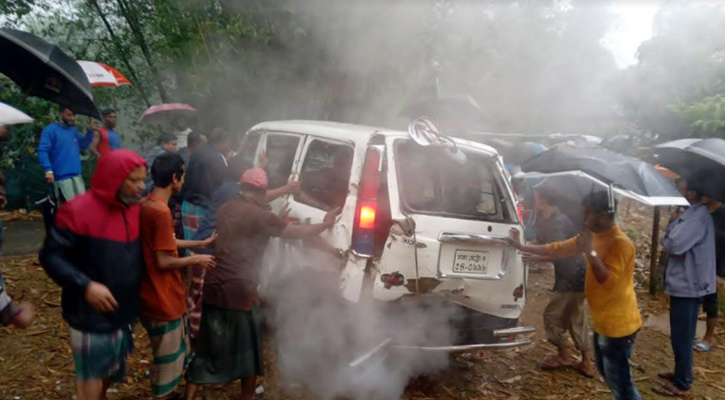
[1,206,725,400]
[1,254,724,400]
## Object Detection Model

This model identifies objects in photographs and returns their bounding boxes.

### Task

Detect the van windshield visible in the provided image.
[395,140,513,222]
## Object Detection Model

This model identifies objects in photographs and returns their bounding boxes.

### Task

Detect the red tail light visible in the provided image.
[353,147,383,256]
[517,204,523,221]
[359,202,377,229]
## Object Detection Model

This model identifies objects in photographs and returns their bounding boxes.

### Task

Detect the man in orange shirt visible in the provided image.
[140,153,216,399]
[509,191,642,400]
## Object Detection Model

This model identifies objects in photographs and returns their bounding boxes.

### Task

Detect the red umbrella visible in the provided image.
[77,60,131,87]
[139,103,196,125]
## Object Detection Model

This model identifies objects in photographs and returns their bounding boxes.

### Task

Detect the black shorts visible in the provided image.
[703,292,719,318]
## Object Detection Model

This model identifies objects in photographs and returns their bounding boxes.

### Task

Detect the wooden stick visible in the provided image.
[649,206,661,295]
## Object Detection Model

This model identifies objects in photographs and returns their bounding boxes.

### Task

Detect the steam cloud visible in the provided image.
[262,254,459,400]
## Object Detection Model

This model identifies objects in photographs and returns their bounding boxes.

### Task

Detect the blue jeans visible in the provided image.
[593,331,642,400]
[670,296,701,390]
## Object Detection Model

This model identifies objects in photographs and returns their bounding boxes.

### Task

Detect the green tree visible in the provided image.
[618,1,725,140]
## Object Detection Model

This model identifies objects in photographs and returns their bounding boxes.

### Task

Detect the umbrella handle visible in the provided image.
[608,184,615,214]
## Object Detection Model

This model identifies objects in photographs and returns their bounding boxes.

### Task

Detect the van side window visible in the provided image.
[237,131,262,168]
[265,134,302,190]
[295,140,354,211]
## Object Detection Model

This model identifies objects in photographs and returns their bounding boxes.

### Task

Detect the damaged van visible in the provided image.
[239,120,533,351]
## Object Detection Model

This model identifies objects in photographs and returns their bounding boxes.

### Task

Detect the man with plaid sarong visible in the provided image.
[140,153,215,398]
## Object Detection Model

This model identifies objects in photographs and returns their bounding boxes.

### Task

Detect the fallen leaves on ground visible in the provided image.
[0,209,42,222]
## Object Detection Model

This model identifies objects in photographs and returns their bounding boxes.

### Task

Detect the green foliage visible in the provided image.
[0,0,38,19]
[0,77,56,169]
[1,0,724,174]
[618,2,725,140]
[671,94,725,138]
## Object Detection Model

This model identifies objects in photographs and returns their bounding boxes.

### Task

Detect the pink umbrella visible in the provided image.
[77,60,131,87]
[139,103,196,125]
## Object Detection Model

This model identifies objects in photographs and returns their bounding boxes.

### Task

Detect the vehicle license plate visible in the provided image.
[452,250,489,274]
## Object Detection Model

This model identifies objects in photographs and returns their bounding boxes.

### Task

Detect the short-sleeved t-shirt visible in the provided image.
[546,225,642,338]
[534,209,586,293]
[139,193,186,321]
[203,196,286,311]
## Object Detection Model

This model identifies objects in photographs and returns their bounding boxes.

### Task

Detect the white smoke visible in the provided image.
[263,263,458,400]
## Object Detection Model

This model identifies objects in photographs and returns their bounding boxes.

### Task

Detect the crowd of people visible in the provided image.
[0,107,722,400]
[510,175,723,399]
[1,107,336,400]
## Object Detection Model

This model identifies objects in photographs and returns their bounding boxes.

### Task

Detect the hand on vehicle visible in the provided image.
[85,281,118,313]
[202,232,217,248]
[577,230,593,254]
[322,207,341,228]
[284,180,302,195]
[507,228,522,249]
[191,254,216,269]
[11,302,35,328]
[45,171,55,184]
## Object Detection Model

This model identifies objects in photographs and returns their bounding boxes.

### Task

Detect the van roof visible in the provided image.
[248,120,499,155]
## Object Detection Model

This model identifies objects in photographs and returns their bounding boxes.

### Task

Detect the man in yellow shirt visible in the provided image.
[509,191,642,400]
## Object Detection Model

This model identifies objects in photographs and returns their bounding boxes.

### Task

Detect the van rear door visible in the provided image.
[378,138,521,296]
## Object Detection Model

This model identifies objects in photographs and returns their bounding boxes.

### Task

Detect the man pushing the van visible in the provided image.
[508,191,643,400]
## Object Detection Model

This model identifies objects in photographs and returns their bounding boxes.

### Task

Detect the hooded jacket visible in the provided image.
[40,150,146,333]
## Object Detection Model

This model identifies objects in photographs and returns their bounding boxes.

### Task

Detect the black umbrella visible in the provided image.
[654,138,725,173]
[0,28,99,118]
[520,146,687,207]
[654,138,725,200]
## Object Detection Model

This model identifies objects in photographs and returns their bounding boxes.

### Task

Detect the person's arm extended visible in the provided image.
[155,251,215,270]
[265,180,301,203]
[508,228,581,259]
[279,207,340,239]
[280,222,331,239]
[176,232,216,250]
[88,131,101,157]
[77,128,96,150]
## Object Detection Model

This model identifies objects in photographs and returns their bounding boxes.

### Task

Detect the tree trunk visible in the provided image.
[116,0,171,103]
[89,0,152,107]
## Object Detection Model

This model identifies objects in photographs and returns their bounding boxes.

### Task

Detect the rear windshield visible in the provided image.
[395,140,514,222]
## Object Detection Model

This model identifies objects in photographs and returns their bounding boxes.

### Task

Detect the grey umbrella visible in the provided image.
[655,138,725,174]
[0,28,99,118]
[654,138,725,199]
[521,146,687,207]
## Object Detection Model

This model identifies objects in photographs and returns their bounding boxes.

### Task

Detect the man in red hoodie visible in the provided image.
[40,150,147,400]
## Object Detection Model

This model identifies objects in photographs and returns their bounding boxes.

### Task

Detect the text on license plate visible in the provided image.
[453,250,489,274]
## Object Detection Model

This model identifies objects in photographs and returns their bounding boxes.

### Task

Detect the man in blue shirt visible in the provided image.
[37,107,96,203]
[655,178,717,397]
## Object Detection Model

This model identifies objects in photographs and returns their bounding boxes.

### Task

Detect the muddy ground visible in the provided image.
[1,208,725,400]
